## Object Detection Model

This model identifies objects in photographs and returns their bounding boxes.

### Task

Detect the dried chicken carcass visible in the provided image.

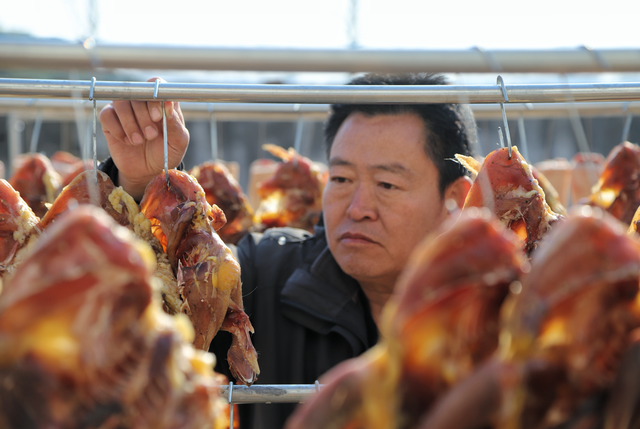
[571,151,605,203]
[40,170,181,315]
[628,204,640,237]
[534,158,572,209]
[50,150,83,179]
[530,166,566,215]
[286,209,525,429]
[583,141,640,225]
[8,152,62,218]
[61,160,93,187]
[0,179,42,283]
[456,146,563,256]
[0,206,226,429]
[255,144,324,232]
[421,207,640,429]
[190,161,255,244]
[141,170,259,385]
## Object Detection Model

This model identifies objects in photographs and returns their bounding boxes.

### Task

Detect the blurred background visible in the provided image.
[1,0,640,192]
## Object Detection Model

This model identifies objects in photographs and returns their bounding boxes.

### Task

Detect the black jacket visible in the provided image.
[99,159,378,429]
[211,224,378,429]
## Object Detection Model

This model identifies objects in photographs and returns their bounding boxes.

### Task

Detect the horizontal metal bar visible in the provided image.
[2,98,640,122]
[1,78,640,104]
[2,42,640,73]
[219,384,321,404]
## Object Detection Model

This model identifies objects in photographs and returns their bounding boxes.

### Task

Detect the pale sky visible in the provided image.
[2,0,640,50]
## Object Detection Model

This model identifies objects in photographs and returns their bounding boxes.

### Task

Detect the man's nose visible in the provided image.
[346,184,378,221]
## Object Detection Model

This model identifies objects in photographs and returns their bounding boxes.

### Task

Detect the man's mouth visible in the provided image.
[339,232,376,243]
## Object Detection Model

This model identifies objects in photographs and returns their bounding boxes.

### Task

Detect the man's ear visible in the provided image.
[444,176,472,209]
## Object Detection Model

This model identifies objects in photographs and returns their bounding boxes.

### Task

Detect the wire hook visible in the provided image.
[496,75,512,159]
[622,111,633,143]
[90,77,98,184]
[154,79,170,189]
[208,103,218,161]
[228,381,234,429]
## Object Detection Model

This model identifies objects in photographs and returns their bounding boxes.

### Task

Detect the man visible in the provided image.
[99,73,474,429]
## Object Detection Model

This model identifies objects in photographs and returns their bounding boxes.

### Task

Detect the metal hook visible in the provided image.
[292,104,302,168]
[622,111,633,143]
[475,46,502,73]
[228,381,234,429]
[517,115,530,162]
[154,79,170,189]
[90,77,98,184]
[208,103,218,161]
[496,75,512,159]
[29,109,43,153]
[582,45,612,71]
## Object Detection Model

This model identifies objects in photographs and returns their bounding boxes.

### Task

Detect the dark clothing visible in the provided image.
[211,225,378,429]
[99,159,379,429]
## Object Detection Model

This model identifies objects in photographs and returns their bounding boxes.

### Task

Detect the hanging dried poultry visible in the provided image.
[40,170,181,314]
[141,170,259,385]
[584,141,640,225]
[421,207,640,429]
[571,151,605,203]
[0,206,227,429]
[0,179,42,283]
[8,152,62,219]
[190,161,255,244]
[286,209,525,429]
[456,146,562,256]
[61,160,93,187]
[50,150,83,179]
[255,144,324,232]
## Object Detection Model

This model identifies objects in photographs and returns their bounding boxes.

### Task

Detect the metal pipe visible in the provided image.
[1,78,640,104]
[2,42,640,73]
[2,98,640,121]
[218,384,321,404]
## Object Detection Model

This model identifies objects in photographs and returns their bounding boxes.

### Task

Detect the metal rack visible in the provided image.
[1,78,640,104]
[2,42,640,73]
[2,98,640,121]
[1,75,639,409]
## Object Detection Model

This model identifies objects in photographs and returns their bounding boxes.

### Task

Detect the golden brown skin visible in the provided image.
[0,206,223,429]
[421,207,640,429]
[286,209,525,429]
[141,170,259,385]
[530,166,566,215]
[190,161,255,244]
[462,146,562,256]
[41,170,181,315]
[50,150,83,182]
[627,205,640,237]
[8,153,62,219]
[0,179,42,283]
[585,141,640,225]
[256,144,323,232]
[41,170,129,228]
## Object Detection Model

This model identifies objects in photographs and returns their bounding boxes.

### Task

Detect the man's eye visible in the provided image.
[380,182,396,190]
[331,176,347,183]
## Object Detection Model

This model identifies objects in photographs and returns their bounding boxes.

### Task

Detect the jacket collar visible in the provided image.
[279,232,378,354]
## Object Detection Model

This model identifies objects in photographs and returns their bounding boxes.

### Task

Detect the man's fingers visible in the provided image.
[147,101,163,122]
[99,104,127,144]
[113,101,145,146]
[174,102,184,123]
[131,101,159,140]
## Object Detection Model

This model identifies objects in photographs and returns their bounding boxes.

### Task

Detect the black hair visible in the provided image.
[324,73,474,196]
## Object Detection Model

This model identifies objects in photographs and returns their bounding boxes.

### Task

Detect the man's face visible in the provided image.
[323,112,449,289]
